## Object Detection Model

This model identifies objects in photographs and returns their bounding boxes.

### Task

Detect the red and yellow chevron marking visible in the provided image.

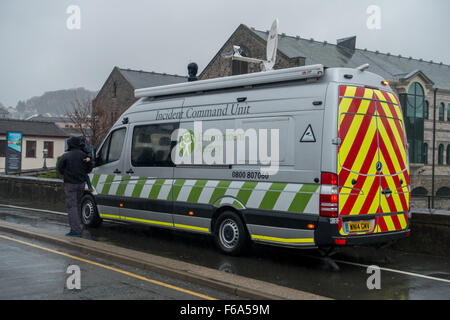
[337,86,410,231]
[375,213,408,233]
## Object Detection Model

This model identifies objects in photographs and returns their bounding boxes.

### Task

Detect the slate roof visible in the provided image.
[251,29,450,90]
[0,119,69,138]
[117,68,187,89]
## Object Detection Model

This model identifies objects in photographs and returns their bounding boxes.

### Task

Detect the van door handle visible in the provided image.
[382,187,392,197]
[126,168,134,174]
[113,169,121,174]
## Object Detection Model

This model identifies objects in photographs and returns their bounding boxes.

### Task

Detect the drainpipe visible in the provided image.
[431,88,437,209]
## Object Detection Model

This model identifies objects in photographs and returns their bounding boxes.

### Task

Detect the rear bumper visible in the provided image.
[315,216,410,247]
[331,229,410,246]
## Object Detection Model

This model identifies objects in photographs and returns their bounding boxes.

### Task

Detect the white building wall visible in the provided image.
[0,134,66,172]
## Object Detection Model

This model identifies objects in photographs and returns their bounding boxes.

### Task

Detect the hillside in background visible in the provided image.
[18,87,97,116]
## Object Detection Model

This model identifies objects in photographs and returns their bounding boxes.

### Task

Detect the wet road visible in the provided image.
[0,232,237,300]
[0,202,449,300]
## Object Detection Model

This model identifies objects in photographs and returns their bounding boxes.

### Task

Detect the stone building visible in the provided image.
[92,67,187,144]
[200,24,450,207]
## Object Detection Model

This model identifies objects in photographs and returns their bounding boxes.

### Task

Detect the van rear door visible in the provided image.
[337,86,410,236]
[373,90,410,233]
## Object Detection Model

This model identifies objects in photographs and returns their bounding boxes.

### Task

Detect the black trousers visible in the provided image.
[64,183,85,234]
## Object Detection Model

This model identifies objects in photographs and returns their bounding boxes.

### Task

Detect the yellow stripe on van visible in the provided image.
[174,224,209,232]
[99,214,173,227]
[251,235,314,244]
[99,213,121,219]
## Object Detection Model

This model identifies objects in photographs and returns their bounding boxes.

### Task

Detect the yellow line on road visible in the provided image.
[0,234,216,300]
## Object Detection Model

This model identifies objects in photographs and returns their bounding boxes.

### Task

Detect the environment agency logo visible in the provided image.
[179,130,195,156]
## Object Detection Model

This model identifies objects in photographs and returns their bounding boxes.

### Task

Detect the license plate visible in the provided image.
[347,221,371,233]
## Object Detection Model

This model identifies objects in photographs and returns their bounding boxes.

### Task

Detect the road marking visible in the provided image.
[0,204,67,216]
[1,204,449,285]
[333,259,450,284]
[0,234,217,300]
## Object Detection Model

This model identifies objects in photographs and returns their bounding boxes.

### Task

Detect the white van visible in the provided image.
[82,64,411,255]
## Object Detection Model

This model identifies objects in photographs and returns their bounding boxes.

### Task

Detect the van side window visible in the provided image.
[97,128,126,165]
[131,123,178,167]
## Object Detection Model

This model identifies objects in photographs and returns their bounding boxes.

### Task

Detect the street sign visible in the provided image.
[5,131,22,174]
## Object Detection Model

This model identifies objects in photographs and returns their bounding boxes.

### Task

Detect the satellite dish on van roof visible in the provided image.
[223,18,279,72]
[264,19,279,70]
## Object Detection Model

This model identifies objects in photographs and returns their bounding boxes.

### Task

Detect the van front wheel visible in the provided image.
[214,211,248,255]
[80,194,102,228]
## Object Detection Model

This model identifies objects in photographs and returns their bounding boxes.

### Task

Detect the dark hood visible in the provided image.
[67,136,82,150]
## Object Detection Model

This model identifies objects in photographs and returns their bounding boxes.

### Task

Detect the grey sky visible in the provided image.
[1,0,449,107]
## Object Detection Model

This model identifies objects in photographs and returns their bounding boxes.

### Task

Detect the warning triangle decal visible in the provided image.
[300,125,316,142]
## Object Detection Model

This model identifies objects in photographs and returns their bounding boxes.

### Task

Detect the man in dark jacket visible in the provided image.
[58,136,93,237]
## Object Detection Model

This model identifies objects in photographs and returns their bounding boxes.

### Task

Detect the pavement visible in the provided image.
[0,219,329,300]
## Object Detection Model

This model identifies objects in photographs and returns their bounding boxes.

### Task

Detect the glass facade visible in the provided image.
[400,82,425,163]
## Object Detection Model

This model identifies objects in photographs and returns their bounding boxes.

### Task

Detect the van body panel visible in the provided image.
[90,67,410,250]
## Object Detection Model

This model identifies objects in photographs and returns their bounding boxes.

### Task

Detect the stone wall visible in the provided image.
[200,25,304,80]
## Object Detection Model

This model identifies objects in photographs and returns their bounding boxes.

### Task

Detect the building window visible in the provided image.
[0,140,6,157]
[439,103,445,121]
[400,82,424,163]
[423,143,428,164]
[447,145,450,165]
[448,104,450,122]
[113,81,117,98]
[424,100,429,119]
[411,187,428,196]
[26,141,36,158]
[44,141,54,159]
[438,144,444,165]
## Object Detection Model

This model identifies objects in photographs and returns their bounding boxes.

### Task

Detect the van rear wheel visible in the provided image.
[80,194,102,228]
[214,211,248,256]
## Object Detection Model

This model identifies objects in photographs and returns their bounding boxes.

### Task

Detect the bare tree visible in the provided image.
[65,98,92,143]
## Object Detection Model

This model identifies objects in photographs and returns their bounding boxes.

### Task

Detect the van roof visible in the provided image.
[134,64,325,99]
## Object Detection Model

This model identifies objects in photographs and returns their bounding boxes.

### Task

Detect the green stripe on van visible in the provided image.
[288,184,319,213]
[101,174,115,195]
[116,176,131,196]
[236,181,258,205]
[148,179,165,199]
[208,180,232,204]
[187,180,208,203]
[131,177,147,198]
[91,174,100,189]
[259,183,287,210]
[170,179,186,201]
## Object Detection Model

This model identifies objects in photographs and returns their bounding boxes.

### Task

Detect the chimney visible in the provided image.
[337,36,356,51]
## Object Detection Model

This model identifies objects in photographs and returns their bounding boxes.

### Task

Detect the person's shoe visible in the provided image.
[65,231,82,237]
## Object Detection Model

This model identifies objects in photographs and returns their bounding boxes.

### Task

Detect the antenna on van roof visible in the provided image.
[224,19,279,72]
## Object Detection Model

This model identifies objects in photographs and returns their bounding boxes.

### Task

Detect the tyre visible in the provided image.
[80,194,102,228]
[214,211,249,255]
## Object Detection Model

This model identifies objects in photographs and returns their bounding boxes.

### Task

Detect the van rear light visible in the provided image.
[321,172,338,185]
[334,239,346,245]
[320,172,339,217]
